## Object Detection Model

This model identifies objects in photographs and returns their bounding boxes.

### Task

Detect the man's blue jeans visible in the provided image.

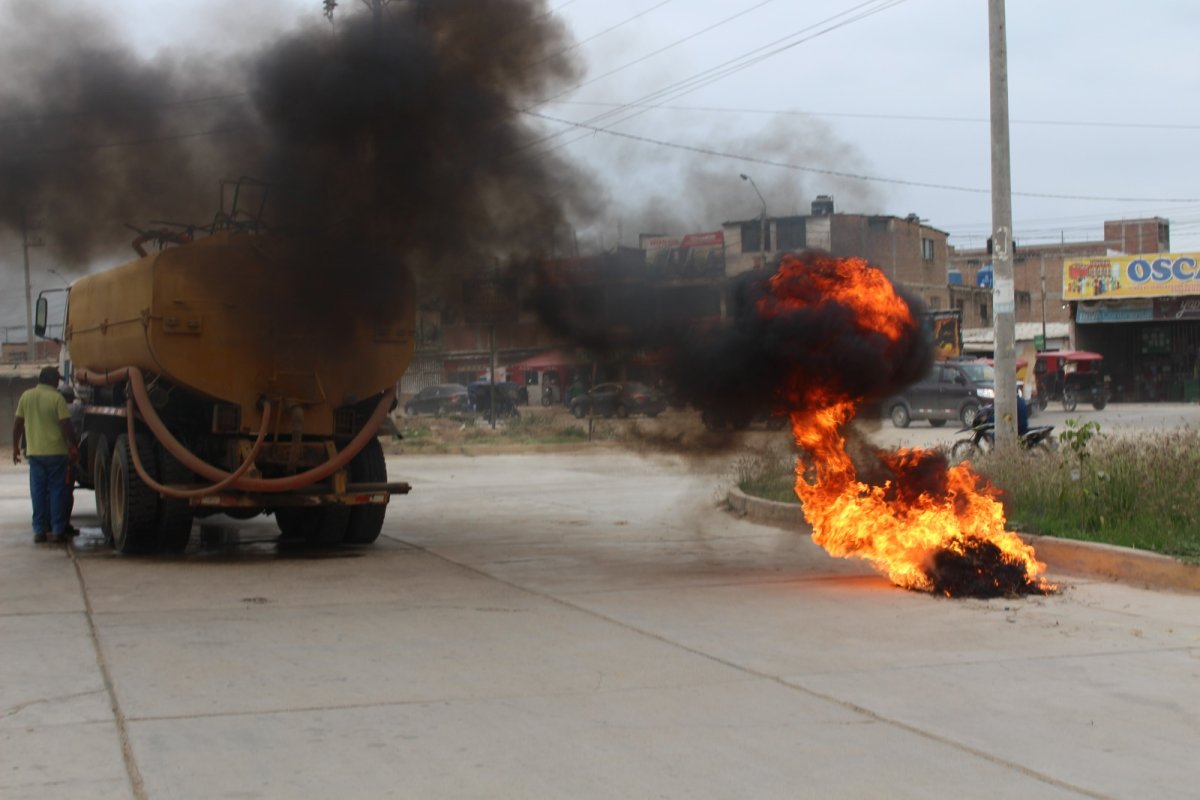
[28,455,71,535]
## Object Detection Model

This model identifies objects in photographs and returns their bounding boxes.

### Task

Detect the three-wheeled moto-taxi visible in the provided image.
[1033,351,1108,412]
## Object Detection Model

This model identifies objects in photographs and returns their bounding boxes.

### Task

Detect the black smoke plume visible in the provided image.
[536,250,932,429]
[0,0,590,278]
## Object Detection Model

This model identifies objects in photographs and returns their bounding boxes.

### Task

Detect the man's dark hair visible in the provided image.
[38,366,61,386]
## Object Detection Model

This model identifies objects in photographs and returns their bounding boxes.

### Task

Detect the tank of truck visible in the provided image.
[65,231,415,436]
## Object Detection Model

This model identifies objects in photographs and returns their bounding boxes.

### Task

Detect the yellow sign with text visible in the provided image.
[1063,252,1200,300]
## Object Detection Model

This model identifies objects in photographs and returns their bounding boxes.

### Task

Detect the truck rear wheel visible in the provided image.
[344,438,387,544]
[91,435,113,544]
[275,506,349,546]
[155,443,195,553]
[110,433,159,554]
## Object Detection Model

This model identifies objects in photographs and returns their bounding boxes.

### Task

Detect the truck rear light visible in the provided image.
[212,404,241,434]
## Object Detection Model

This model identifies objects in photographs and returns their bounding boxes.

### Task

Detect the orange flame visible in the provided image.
[769,253,1052,595]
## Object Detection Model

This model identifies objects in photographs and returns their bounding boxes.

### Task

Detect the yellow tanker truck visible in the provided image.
[35,228,416,553]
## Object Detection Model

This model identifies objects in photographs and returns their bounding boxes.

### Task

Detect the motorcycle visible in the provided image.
[950,404,1056,463]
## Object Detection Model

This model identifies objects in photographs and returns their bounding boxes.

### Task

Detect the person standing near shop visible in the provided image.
[11,367,79,544]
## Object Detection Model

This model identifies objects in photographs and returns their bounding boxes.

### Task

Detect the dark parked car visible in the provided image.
[570,382,667,419]
[404,384,470,416]
[467,381,521,419]
[886,361,994,428]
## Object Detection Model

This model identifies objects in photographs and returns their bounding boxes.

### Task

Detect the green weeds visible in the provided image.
[732,419,1200,561]
[975,422,1200,560]
[734,447,800,504]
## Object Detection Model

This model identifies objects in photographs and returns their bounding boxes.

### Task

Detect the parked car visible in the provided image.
[570,381,667,419]
[467,381,521,419]
[404,384,470,416]
[700,407,787,431]
[886,360,994,428]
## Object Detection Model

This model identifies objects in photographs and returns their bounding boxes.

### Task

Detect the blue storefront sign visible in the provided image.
[1076,297,1200,324]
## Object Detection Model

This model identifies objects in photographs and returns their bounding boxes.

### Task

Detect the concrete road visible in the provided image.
[868,400,1200,451]
[2,448,1198,799]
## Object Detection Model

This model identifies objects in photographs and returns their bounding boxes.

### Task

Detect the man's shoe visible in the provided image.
[64,525,80,538]
[45,533,64,544]
[34,533,47,543]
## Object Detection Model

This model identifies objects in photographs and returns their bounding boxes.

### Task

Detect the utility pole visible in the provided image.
[988,0,1018,451]
[740,174,768,267]
[21,209,44,363]
[1039,252,1047,348]
[362,0,388,31]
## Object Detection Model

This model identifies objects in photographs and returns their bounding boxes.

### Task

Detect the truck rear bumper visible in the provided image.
[186,482,412,509]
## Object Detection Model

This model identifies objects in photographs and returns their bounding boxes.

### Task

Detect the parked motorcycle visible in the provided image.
[950,407,1056,463]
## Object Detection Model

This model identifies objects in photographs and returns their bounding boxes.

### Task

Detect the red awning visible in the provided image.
[1035,350,1103,362]
[511,349,585,370]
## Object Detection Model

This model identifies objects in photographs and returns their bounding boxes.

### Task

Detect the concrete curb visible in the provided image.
[726,487,1200,593]
[384,440,618,456]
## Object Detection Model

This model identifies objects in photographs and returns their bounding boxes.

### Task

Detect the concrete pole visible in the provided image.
[740,174,767,267]
[988,0,1018,450]
[21,212,35,363]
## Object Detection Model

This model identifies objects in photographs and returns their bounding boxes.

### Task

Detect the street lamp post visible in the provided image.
[740,174,768,266]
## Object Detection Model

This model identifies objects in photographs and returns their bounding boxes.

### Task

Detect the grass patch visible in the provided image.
[733,419,1200,562]
[390,409,611,450]
[734,448,800,504]
[973,424,1200,562]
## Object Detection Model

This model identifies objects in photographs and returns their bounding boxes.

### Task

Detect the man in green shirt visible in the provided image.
[12,367,79,544]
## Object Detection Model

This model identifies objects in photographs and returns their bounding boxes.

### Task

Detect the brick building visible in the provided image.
[722,196,992,327]
[947,217,1171,329]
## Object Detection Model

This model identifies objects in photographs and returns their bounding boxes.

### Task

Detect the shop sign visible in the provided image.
[1063,252,1200,300]
[1076,296,1200,324]
[1076,300,1153,324]
[1157,296,1200,320]
[641,231,725,278]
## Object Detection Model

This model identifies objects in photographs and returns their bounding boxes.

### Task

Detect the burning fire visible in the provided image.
[762,253,1053,597]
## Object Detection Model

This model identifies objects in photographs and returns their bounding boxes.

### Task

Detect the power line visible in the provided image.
[542,100,1200,132]
[522,108,1200,203]
[545,0,674,63]
[522,0,903,156]
[530,0,780,109]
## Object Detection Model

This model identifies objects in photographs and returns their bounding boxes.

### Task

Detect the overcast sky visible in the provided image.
[5,0,1200,331]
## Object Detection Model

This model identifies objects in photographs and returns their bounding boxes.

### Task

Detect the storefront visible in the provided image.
[1066,254,1200,402]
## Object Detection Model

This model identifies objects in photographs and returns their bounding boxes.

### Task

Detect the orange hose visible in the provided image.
[76,366,393,492]
[124,396,272,499]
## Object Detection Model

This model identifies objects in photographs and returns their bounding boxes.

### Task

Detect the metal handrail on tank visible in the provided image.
[76,366,394,493]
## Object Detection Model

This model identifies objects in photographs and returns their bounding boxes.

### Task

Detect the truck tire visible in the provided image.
[155,443,195,553]
[344,438,387,544]
[275,506,349,546]
[889,404,910,428]
[91,434,113,544]
[110,433,159,554]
